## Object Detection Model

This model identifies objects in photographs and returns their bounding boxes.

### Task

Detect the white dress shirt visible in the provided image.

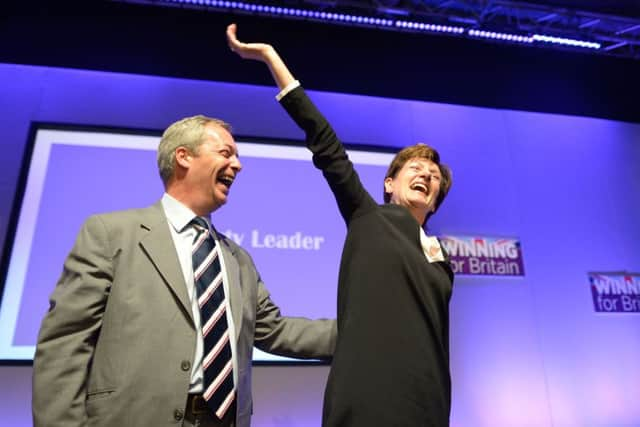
[161,193,238,393]
[276,79,301,101]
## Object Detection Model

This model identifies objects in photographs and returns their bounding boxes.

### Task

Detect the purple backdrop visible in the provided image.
[0,63,639,426]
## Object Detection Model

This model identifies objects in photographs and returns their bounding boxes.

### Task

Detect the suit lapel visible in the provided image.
[139,203,194,324]
[217,234,243,340]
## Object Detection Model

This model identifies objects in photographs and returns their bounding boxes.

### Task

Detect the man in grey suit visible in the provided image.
[32,115,337,427]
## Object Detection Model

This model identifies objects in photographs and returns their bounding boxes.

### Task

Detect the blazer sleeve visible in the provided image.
[32,215,114,427]
[252,275,337,360]
[279,86,377,225]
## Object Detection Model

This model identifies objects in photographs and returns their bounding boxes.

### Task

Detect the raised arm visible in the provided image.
[226,24,378,223]
[226,23,295,91]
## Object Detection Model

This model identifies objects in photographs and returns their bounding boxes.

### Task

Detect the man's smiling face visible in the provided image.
[188,123,242,212]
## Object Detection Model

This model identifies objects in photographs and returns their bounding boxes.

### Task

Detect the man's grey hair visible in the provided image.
[157,115,232,186]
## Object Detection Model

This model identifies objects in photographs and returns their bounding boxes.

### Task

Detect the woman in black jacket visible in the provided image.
[227,23,454,427]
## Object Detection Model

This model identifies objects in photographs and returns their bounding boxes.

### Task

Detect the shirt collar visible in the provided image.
[161,193,211,233]
[419,226,445,263]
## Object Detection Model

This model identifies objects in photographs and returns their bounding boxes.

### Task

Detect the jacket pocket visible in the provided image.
[86,388,116,420]
[86,388,115,401]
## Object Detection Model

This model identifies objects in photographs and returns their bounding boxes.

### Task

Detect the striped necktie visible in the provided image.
[191,217,235,419]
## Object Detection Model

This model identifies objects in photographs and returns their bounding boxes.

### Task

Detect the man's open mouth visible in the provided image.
[218,174,235,189]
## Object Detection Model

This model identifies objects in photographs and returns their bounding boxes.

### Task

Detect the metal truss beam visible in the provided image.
[405,0,640,58]
[116,0,640,59]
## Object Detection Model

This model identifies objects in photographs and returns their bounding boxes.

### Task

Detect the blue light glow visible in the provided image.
[160,0,601,50]
[468,29,534,43]
[533,34,600,49]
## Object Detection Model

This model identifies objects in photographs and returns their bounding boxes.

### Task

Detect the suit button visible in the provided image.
[174,409,184,421]
[181,360,191,371]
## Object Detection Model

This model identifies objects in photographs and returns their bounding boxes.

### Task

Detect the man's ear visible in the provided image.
[175,146,192,169]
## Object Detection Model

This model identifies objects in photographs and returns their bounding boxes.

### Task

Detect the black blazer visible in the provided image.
[280,86,454,427]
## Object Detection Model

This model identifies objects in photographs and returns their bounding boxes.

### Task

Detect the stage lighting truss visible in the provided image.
[118,0,640,59]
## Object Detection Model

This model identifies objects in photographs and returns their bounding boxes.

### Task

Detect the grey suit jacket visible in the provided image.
[32,202,336,427]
